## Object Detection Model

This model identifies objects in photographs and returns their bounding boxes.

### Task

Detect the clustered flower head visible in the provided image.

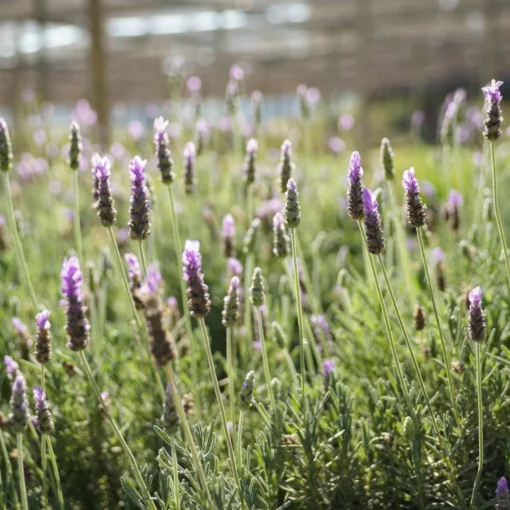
[222,213,236,258]
[9,374,30,433]
[222,276,240,328]
[128,156,151,240]
[347,151,364,221]
[284,178,301,229]
[496,477,510,509]
[468,286,486,342]
[446,190,463,231]
[440,88,466,146]
[0,118,13,172]
[432,247,447,292]
[68,121,82,171]
[183,141,196,195]
[61,256,90,351]
[272,212,290,258]
[4,355,19,380]
[92,154,117,227]
[322,359,335,390]
[125,253,144,310]
[311,314,333,345]
[413,305,426,331]
[249,267,265,308]
[402,168,427,228]
[278,140,295,193]
[154,117,175,184]
[243,217,261,254]
[182,240,211,318]
[380,138,395,180]
[12,317,32,361]
[362,189,386,255]
[482,79,503,141]
[140,264,177,367]
[35,310,52,364]
[242,138,258,186]
[240,370,255,407]
[161,383,179,431]
[33,386,54,435]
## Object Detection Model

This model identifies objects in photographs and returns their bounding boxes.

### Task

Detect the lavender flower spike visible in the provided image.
[35,310,52,364]
[362,188,385,255]
[9,374,30,433]
[4,355,19,380]
[154,117,175,184]
[0,118,13,172]
[93,154,117,227]
[34,386,54,434]
[284,178,301,229]
[182,240,211,318]
[482,80,504,141]
[468,286,486,342]
[243,138,258,186]
[402,167,426,228]
[347,151,364,221]
[222,214,236,258]
[183,141,196,195]
[125,253,144,310]
[68,121,82,171]
[278,139,295,193]
[61,256,90,351]
[222,276,240,328]
[496,477,510,508]
[128,156,151,240]
[273,212,290,258]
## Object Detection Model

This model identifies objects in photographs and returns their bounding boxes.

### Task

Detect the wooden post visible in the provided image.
[89,0,108,147]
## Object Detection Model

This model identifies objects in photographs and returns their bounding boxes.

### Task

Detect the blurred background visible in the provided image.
[0,0,508,147]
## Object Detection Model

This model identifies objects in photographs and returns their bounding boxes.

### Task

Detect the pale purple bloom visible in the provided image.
[145,264,162,295]
[61,256,84,300]
[362,188,379,215]
[469,286,482,309]
[282,139,292,157]
[4,355,19,379]
[167,296,178,309]
[406,238,417,253]
[153,117,169,142]
[124,253,142,281]
[182,240,202,282]
[348,151,363,182]
[306,87,321,105]
[128,120,144,142]
[196,120,209,137]
[183,142,196,166]
[12,318,28,336]
[256,199,282,219]
[411,110,425,126]
[227,257,243,276]
[402,167,420,194]
[246,138,258,154]
[328,136,345,154]
[338,114,355,131]
[218,116,231,133]
[253,340,262,352]
[92,154,111,179]
[287,178,297,193]
[432,247,445,263]
[230,64,244,82]
[311,314,332,342]
[222,214,235,239]
[110,142,126,161]
[187,76,202,94]
[182,240,210,317]
[482,79,503,104]
[36,310,51,330]
[448,190,463,207]
[323,359,335,378]
[421,181,436,198]
[34,386,46,409]
[496,477,509,499]
[73,99,97,126]
[0,215,4,226]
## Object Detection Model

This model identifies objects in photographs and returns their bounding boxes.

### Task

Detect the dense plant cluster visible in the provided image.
[1,74,510,509]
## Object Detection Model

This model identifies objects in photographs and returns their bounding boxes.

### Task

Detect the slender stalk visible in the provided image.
[489,142,510,293]
[2,172,38,309]
[290,229,306,400]
[1,430,20,509]
[243,254,254,367]
[166,185,201,419]
[16,434,28,510]
[377,254,442,438]
[46,437,64,509]
[40,367,48,509]
[358,222,411,408]
[73,170,84,267]
[226,327,236,426]
[416,229,459,424]
[470,343,484,510]
[236,410,244,471]
[164,364,212,507]
[138,240,148,278]
[170,441,180,510]
[254,307,276,412]
[79,351,157,510]
[198,318,243,501]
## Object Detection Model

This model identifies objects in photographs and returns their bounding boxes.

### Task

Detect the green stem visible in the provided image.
[46,436,64,509]
[226,327,236,426]
[138,240,148,278]
[416,229,459,424]
[470,343,484,510]
[358,222,411,408]
[164,364,212,507]
[377,254,442,438]
[198,318,243,502]
[1,429,19,509]
[79,351,157,510]
[490,142,510,294]
[243,254,254,368]
[290,229,306,401]
[170,441,180,510]
[73,170,84,267]
[41,367,48,509]
[16,434,28,510]
[255,307,276,412]
[236,410,244,471]
[2,172,38,309]
[167,185,201,419]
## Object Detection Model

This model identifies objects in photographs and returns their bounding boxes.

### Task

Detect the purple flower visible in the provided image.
[10,374,30,433]
[347,151,364,221]
[323,359,335,378]
[448,190,463,207]
[311,314,332,343]
[4,355,19,379]
[432,247,445,264]
[230,64,244,82]
[129,156,151,240]
[411,110,425,126]
[33,386,54,433]
[61,256,90,351]
[468,286,486,342]
[402,168,420,194]
[93,154,116,227]
[183,142,196,194]
[338,114,355,131]
[12,318,28,336]
[362,188,385,254]
[469,286,482,308]
[144,263,163,295]
[402,168,426,228]
[222,214,235,238]
[348,151,363,182]
[482,79,503,104]
[34,386,45,408]
[125,253,142,281]
[227,257,243,276]
[362,188,379,215]
[496,477,509,499]
[182,240,210,318]
[282,139,292,157]
[36,310,51,330]
[128,120,144,142]
[328,136,345,155]
[187,76,202,94]
[246,138,258,155]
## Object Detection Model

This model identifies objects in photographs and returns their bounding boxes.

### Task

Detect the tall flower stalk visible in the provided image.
[402,168,459,423]
[69,121,84,266]
[468,287,486,509]
[0,119,38,309]
[482,80,510,294]
[154,117,201,418]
